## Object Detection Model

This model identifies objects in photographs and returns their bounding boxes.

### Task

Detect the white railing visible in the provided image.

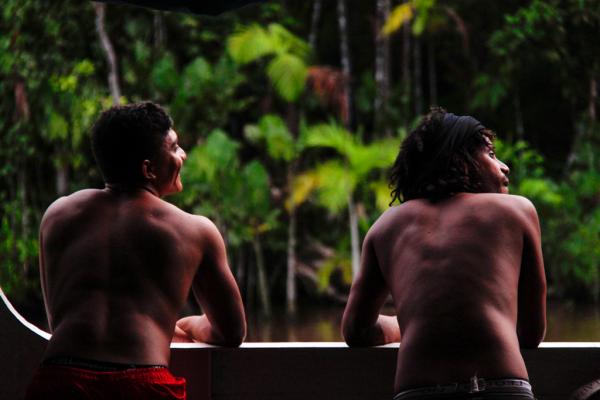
[2,289,599,400]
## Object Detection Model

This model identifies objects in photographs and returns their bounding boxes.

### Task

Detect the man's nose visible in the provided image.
[500,160,510,175]
[180,148,187,161]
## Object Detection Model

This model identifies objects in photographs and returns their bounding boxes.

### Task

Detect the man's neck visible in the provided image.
[104,182,161,198]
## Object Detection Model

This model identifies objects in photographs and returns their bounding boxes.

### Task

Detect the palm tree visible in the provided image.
[244,114,301,314]
[180,130,278,316]
[228,24,311,314]
[295,122,400,278]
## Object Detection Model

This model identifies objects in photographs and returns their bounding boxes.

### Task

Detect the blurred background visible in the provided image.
[1,0,599,341]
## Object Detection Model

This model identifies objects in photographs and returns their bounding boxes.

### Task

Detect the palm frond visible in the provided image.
[227,24,275,64]
[267,53,308,102]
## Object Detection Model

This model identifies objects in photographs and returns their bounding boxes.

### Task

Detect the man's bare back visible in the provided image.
[342,109,546,397]
[362,193,545,391]
[27,103,245,400]
[40,187,244,366]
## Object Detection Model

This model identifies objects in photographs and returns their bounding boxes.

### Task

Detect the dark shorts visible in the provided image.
[393,378,534,400]
[25,357,186,400]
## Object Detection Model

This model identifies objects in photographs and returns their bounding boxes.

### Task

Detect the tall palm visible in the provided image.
[180,130,278,316]
[295,122,400,277]
[229,24,311,314]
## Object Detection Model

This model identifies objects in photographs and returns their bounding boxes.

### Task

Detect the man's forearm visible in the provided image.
[176,315,223,345]
[344,314,400,347]
[176,315,244,347]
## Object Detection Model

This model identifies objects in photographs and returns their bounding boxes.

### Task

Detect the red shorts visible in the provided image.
[25,365,186,400]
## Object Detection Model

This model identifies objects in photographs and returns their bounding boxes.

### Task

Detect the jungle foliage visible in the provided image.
[1,0,599,317]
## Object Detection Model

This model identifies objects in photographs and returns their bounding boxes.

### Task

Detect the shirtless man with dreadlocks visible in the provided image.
[342,107,546,400]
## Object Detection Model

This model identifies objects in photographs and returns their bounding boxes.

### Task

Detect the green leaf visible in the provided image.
[303,122,356,155]
[227,24,275,64]
[313,161,356,213]
[267,53,308,102]
[242,160,272,219]
[46,111,68,141]
[245,114,296,161]
[73,59,94,76]
[370,180,393,211]
[288,171,319,210]
[382,3,413,36]
[181,57,213,96]
[268,23,310,59]
[151,54,179,92]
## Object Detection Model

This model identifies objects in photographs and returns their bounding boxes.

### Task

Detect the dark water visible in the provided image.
[9,296,600,342]
[245,302,600,342]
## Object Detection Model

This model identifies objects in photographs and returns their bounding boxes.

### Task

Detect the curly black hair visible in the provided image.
[389,107,496,203]
[91,101,173,184]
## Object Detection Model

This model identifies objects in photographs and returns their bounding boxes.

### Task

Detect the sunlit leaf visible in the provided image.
[46,111,68,141]
[288,171,319,210]
[245,114,296,161]
[314,161,356,213]
[303,122,356,155]
[267,53,308,102]
[382,3,413,36]
[268,23,310,59]
[370,180,393,211]
[227,24,275,64]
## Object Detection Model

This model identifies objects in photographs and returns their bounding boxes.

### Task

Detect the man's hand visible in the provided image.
[172,323,194,343]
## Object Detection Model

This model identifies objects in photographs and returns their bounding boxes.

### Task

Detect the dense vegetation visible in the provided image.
[1,1,599,322]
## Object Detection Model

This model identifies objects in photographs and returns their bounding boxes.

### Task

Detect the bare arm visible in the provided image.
[38,199,66,333]
[342,231,400,347]
[176,218,246,346]
[516,199,547,348]
[38,227,53,333]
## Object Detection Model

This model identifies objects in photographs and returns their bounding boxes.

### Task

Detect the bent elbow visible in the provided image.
[342,321,368,347]
[518,327,546,349]
[344,334,369,347]
[218,321,247,347]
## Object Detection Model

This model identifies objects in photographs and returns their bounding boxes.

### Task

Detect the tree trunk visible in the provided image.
[413,35,423,117]
[589,77,597,122]
[375,0,391,137]
[309,0,322,50]
[402,7,412,129]
[285,104,300,315]
[286,195,297,314]
[153,12,165,50]
[337,0,353,129]
[56,161,69,196]
[564,77,597,174]
[427,38,437,107]
[587,78,597,173]
[93,2,121,104]
[348,195,360,278]
[252,235,271,317]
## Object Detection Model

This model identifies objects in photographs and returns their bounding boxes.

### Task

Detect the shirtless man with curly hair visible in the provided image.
[342,107,546,399]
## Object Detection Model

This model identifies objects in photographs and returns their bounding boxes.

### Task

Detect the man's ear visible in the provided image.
[142,159,156,180]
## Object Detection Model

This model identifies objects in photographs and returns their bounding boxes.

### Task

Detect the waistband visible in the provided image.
[394,378,533,400]
[42,356,168,372]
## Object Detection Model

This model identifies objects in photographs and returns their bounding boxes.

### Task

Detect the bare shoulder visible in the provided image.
[174,211,223,245]
[41,189,105,225]
[475,193,538,220]
[189,214,220,236]
[366,200,424,239]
